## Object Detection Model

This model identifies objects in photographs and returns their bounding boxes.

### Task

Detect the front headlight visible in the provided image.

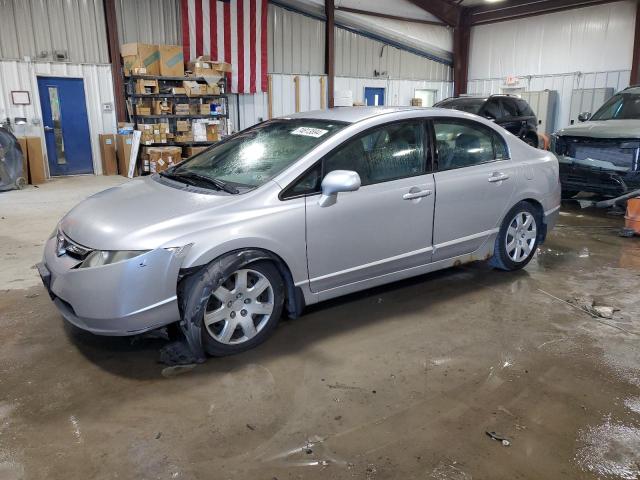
[78,250,150,268]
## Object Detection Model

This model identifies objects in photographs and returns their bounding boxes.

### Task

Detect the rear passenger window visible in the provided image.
[516,99,534,117]
[500,99,519,118]
[481,100,502,120]
[434,120,509,171]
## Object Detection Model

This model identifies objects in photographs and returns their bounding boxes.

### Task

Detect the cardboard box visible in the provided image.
[174,104,190,115]
[184,146,208,157]
[197,103,211,115]
[152,99,172,115]
[175,133,194,143]
[187,56,231,78]
[147,146,182,173]
[410,97,423,107]
[25,137,46,185]
[171,87,187,95]
[116,134,134,176]
[99,134,118,175]
[183,81,203,97]
[159,44,184,77]
[135,102,152,116]
[176,120,190,132]
[192,120,219,142]
[121,43,160,76]
[135,79,159,95]
[16,137,29,183]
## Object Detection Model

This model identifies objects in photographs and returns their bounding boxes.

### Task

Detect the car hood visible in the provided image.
[556,119,640,139]
[60,176,241,251]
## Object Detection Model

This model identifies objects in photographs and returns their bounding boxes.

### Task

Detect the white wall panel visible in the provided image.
[467,70,631,130]
[231,73,453,130]
[468,1,636,79]
[0,60,117,176]
[0,0,109,63]
[116,0,182,46]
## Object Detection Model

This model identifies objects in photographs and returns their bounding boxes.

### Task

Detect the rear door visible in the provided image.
[497,98,523,136]
[431,118,517,261]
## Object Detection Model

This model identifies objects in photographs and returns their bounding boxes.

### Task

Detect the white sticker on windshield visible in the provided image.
[291,127,328,138]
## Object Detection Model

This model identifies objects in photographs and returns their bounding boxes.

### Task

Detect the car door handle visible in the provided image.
[488,173,509,183]
[403,189,432,200]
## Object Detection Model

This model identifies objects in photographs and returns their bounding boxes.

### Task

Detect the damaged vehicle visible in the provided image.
[38,107,560,358]
[553,85,640,198]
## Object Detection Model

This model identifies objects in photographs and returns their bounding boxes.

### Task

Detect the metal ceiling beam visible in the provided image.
[631,1,640,85]
[325,0,335,108]
[468,0,620,25]
[335,6,446,26]
[406,0,461,26]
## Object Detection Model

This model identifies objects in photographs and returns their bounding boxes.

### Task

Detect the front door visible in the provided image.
[37,77,93,176]
[431,118,518,261]
[364,87,385,106]
[305,120,434,293]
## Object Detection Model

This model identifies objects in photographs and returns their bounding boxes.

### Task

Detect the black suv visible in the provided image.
[434,95,539,147]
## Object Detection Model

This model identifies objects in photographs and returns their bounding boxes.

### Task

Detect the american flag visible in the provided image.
[181,0,268,94]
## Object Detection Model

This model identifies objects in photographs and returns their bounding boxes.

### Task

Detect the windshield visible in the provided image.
[591,93,640,121]
[435,98,485,114]
[172,119,346,189]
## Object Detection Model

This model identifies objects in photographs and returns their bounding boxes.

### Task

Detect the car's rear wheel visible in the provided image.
[523,134,538,148]
[490,202,540,271]
[197,261,284,356]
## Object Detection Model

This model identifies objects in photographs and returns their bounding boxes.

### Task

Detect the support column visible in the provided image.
[325,0,335,108]
[453,11,470,97]
[631,0,640,85]
[104,0,126,122]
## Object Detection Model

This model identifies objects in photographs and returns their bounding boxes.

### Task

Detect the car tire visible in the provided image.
[186,260,285,357]
[489,202,540,271]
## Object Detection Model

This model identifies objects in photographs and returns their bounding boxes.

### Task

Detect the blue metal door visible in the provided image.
[37,77,93,176]
[364,87,385,106]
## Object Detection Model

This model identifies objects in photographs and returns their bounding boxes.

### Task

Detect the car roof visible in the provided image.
[280,106,477,124]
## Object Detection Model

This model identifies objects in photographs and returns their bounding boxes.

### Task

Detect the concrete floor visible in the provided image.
[1,177,639,480]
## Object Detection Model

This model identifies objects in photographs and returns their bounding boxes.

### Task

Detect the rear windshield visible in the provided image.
[172,119,346,189]
[591,93,640,121]
[435,98,485,114]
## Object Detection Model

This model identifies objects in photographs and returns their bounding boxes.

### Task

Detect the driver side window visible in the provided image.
[323,121,426,186]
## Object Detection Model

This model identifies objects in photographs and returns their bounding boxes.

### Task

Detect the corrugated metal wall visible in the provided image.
[335,28,451,81]
[267,3,452,81]
[467,70,631,131]
[230,73,454,130]
[115,0,182,45]
[0,0,109,63]
[0,60,117,176]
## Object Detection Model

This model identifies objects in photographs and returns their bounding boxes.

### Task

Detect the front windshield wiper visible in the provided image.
[170,171,239,194]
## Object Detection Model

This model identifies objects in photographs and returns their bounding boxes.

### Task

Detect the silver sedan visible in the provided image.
[39,107,561,357]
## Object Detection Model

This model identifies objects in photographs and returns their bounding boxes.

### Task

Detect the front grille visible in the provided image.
[562,137,639,169]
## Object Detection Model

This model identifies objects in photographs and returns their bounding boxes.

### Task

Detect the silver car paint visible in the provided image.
[43,107,560,335]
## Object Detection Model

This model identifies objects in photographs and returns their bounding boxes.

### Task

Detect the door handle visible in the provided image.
[488,173,509,183]
[44,126,53,132]
[403,189,432,200]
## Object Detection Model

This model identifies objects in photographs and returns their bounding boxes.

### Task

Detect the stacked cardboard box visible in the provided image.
[184,146,208,157]
[174,103,190,115]
[152,99,172,115]
[135,101,152,116]
[135,79,159,95]
[192,120,219,142]
[158,45,184,77]
[154,123,170,144]
[187,56,232,79]
[138,124,154,145]
[121,43,160,76]
[146,146,182,173]
[196,103,210,115]
[175,120,193,142]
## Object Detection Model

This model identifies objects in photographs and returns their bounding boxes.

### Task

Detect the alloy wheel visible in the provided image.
[204,268,274,345]
[505,211,537,263]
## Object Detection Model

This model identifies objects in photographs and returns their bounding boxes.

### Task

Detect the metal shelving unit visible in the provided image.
[125,74,229,173]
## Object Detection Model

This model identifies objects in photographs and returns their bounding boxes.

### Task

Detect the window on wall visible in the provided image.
[324,121,426,185]
[414,89,437,107]
[434,120,508,171]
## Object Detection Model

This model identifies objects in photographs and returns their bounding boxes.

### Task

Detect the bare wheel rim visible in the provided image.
[505,211,537,263]
[204,268,274,345]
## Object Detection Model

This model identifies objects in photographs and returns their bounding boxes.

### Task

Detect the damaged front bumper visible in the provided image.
[558,155,640,197]
[38,235,183,336]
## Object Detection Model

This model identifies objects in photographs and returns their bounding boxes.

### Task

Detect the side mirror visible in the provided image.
[578,112,591,122]
[318,170,361,207]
